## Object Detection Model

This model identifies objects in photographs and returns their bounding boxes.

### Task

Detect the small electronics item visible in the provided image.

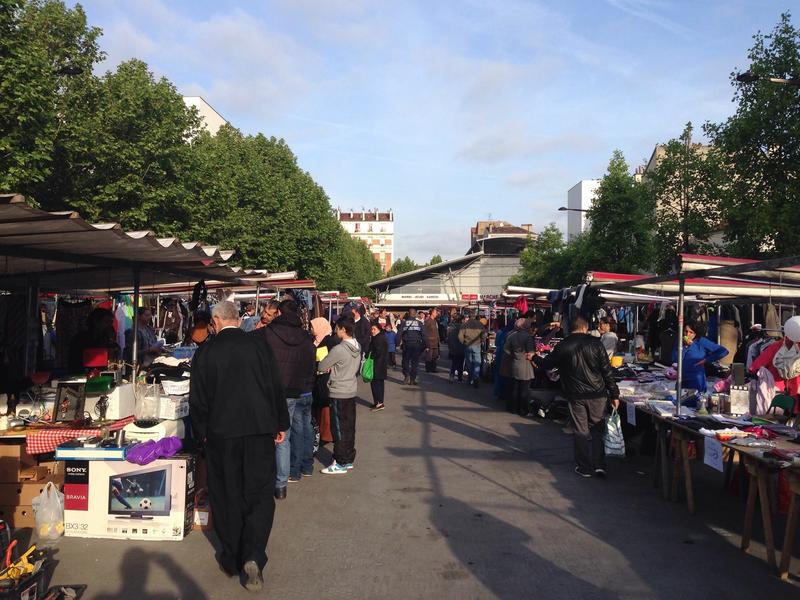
[55,382,86,423]
[109,465,172,519]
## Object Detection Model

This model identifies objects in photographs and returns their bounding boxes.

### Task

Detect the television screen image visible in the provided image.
[108,466,172,517]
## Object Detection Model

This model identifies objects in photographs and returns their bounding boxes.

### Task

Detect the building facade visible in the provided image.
[336,209,394,273]
[566,180,599,240]
[183,96,228,136]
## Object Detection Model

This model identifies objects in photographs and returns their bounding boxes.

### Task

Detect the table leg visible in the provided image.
[660,424,670,499]
[671,435,681,503]
[741,466,757,553]
[779,491,799,580]
[756,467,777,569]
[682,439,695,515]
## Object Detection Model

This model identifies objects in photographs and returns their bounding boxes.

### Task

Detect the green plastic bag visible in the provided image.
[362,354,374,383]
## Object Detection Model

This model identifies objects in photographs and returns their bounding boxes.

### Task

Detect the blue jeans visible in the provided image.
[464,346,481,382]
[275,397,297,489]
[290,394,314,478]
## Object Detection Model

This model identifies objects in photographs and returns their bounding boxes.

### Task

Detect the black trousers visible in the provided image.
[402,344,423,380]
[331,396,356,465]
[507,379,531,416]
[450,354,464,379]
[568,396,607,471]
[424,347,440,372]
[370,379,385,406]
[206,434,277,573]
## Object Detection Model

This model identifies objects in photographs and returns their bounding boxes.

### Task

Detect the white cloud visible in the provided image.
[459,128,602,164]
[605,0,693,38]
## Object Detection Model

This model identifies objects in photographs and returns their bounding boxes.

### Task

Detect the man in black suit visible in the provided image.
[190,301,288,593]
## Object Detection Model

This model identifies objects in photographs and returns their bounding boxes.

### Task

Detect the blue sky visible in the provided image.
[74,0,789,262]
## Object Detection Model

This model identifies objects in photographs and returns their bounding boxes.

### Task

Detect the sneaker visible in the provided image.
[321,462,349,475]
[537,408,547,418]
[288,475,301,483]
[411,378,418,385]
[594,468,607,478]
[243,560,263,593]
[574,466,592,478]
[462,371,469,378]
[344,463,354,470]
[371,403,385,411]
[301,472,313,478]
[403,376,410,385]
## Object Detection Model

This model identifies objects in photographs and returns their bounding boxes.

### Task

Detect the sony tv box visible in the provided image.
[63,455,195,541]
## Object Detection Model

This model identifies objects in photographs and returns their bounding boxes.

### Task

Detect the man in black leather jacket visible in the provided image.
[539,316,620,478]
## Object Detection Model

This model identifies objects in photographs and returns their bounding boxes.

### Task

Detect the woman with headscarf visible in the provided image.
[311,317,338,446]
[504,318,536,416]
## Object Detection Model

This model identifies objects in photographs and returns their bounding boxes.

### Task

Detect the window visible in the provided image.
[368,224,373,232]
[354,223,360,232]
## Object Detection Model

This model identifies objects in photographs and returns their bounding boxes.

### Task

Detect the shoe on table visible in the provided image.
[274,487,287,499]
[371,403,385,411]
[574,466,592,478]
[243,560,263,593]
[288,475,301,483]
[321,462,349,475]
[594,468,607,478]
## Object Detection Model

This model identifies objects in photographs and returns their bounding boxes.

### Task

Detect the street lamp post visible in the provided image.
[736,70,800,87]
[557,206,588,212]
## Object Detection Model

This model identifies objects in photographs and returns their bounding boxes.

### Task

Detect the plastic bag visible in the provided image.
[604,408,626,458]
[361,354,374,383]
[32,482,64,540]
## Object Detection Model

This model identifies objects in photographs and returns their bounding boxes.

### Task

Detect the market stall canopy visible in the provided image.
[0,194,243,291]
[505,285,683,305]
[588,252,800,300]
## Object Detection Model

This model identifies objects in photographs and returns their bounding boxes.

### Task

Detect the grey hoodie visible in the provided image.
[318,338,361,399]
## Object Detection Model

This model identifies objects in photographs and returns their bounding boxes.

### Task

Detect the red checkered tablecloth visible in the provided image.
[25,416,136,455]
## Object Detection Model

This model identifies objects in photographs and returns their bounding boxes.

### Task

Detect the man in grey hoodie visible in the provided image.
[318,315,361,475]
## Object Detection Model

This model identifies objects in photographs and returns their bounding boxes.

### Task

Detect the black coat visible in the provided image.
[539,333,619,400]
[354,317,371,353]
[189,327,288,441]
[368,331,388,380]
[312,334,339,409]
[255,312,316,398]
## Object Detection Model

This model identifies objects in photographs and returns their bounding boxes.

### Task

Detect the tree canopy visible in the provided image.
[387,256,420,277]
[0,0,381,295]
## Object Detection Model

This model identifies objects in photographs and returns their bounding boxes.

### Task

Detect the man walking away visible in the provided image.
[189,301,288,592]
[423,307,441,373]
[459,310,486,388]
[399,308,425,385]
[256,300,316,499]
[447,316,465,383]
[318,316,361,474]
[540,317,620,478]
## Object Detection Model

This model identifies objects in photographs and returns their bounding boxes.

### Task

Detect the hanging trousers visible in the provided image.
[205,434,277,574]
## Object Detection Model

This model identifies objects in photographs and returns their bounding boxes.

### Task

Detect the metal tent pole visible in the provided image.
[254,283,261,315]
[675,277,685,417]
[131,268,141,376]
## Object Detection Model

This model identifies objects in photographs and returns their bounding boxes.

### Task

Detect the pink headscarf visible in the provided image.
[311,317,332,347]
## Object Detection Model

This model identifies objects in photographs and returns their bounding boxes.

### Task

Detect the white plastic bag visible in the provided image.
[604,408,626,458]
[32,482,64,540]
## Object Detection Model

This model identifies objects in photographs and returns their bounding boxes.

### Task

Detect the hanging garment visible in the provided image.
[750,340,800,397]
[719,320,738,366]
[755,367,776,416]
[765,304,780,334]
[54,299,92,371]
[772,342,800,379]
[513,295,528,315]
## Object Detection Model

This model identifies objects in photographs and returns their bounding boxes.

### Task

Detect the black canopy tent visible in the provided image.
[0,194,243,374]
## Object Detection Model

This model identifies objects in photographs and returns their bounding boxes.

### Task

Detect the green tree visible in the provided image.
[0,0,102,194]
[509,224,594,288]
[387,256,419,277]
[429,254,443,265]
[585,150,653,273]
[705,12,800,257]
[646,123,727,272]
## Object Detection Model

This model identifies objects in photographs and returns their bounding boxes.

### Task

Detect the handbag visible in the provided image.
[362,353,375,383]
[604,408,626,458]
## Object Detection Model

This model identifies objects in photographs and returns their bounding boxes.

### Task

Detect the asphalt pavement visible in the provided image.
[47,363,799,599]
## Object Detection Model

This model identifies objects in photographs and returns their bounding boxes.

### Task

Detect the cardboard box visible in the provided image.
[0,479,61,506]
[63,455,195,541]
[157,395,189,420]
[0,443,37,483]
[0,504,35,528]
[192,486,211,531]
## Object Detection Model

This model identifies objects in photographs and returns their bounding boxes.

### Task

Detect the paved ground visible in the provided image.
[47,364,799,599]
